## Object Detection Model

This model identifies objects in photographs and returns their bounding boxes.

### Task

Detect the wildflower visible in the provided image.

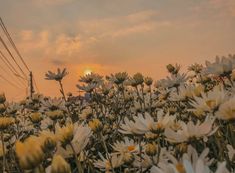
[156,73,188,89]
[79,72,103,84]
[46,110,64,120]
[167,63,181,75]
[149,111,175,134]
[94,153,123,171]
[56,123,92,157]
[88,119,103,133]
[189,85,227,116]
[15,136,45,170]
[57,124,74,146]
[203,55,234,77]
[107,72,128,85]
[41,97,66,111]
[45,68,68,81]
[144,76,153,86]
[170,84,203,101]
[215,96,235,120]
[0,116,14,130]
[76,83,99,92]
[30,112,42,123]
[40,131,57,152]
[165,117,217,143]
[112,137,139,155]
[188,63,203,74]
[130,73,144,86]
[51,155,71,173]
[119,113,152,135]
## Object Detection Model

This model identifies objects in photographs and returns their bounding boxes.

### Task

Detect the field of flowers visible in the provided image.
[0,55,235,173]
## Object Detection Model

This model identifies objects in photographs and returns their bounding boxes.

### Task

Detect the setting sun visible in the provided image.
[83,68,92,75]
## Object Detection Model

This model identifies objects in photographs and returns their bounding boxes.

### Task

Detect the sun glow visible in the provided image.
[84,68,92,75]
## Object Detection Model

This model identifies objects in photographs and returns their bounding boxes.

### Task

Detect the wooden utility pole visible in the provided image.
[29,71,34,98]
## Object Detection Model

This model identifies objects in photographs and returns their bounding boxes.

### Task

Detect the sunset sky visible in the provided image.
[1,0,235,100]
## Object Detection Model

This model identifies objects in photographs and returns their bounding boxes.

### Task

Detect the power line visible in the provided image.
[0,17,39,93]
[0,74,23,89]
[0,17,30,72]
[0,35,28,79]
[0,50,27,86]
[0,63,26,88]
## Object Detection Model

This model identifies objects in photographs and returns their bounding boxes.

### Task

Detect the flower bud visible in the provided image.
[0,117,15,130]
[30,112,42,123]
[144,77,153,86]
[51,155,71,173]
[46,110,64,121]
[0,93,6,104]
[145,143,157,156]
[132,73,144,86]
[166,64,175,74]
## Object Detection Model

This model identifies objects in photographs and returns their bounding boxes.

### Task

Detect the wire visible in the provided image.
[0,17,39,93]
[0,35,28,79]
[0,63,26,88]
[0,50,24,78]
[0,17,30,72]
[0,74,23,89]
[0,50,27,88]
[0,50,27,84]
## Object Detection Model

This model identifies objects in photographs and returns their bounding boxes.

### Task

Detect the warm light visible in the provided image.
[84,68,92,75]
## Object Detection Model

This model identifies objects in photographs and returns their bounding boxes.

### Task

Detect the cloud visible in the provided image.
[55,34,81,56]
[50,59,67,66]
[32,0,74,6]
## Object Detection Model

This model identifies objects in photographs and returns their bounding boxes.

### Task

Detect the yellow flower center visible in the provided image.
[206,100,216,109]
[127,145,135,151]
[105,161,111,170]
[176,163,186,173]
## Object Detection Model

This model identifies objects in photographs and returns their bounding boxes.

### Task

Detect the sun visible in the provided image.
[83,68,92,75]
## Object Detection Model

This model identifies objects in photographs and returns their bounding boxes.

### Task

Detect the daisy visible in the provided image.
[56,123,92,157]
[170,84,203,101]
[164,117,217,143]
[112,137,139,155]
[215,96,235,120]
[41,97,66,111]
[45,68,68,82]
[94,153,123,172]
[107,72,129,85]
[156,73,188,89]
[203,56,234,77]
[119,113,153,135]
[79,72,103,84]
[189,85,227,116]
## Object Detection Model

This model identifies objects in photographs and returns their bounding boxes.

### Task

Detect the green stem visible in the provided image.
[100,133,115,173]
[69,143,83,173]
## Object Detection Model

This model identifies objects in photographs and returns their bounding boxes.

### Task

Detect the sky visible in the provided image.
[0,0,235,100]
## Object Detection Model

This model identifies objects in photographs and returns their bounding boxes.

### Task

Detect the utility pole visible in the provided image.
[29,71,34,98]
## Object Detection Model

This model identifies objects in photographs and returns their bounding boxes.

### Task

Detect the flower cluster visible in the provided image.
[0,55,235,173]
